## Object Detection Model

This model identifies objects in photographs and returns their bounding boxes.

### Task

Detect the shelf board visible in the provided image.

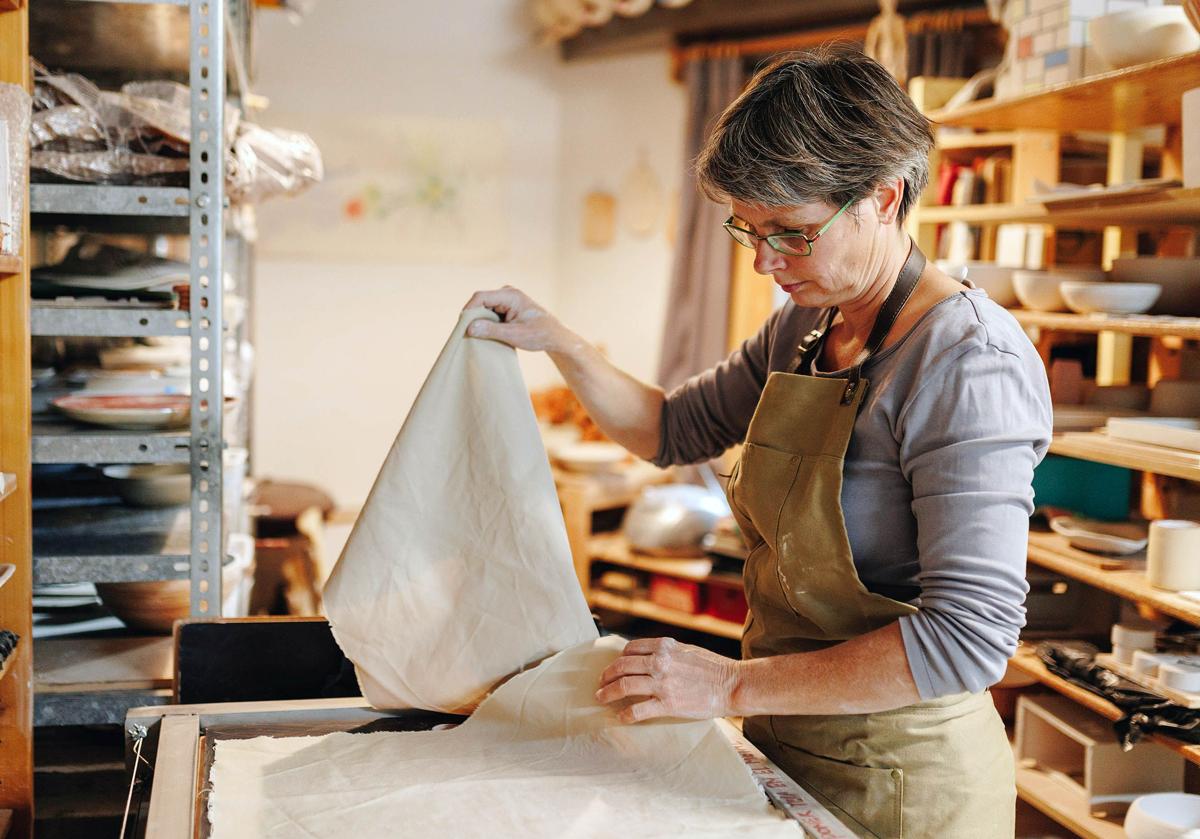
[589,590,743,640]
[1012,309,1200,340]
[1050,431,1200,483]
[30,184,190,218]
[35,634,172,695]
[0,254,21,275]
[1009,647,1200,767]
[1027,530,1200,627]
[31,419,190,464]
[31,305,188,338]
[1014,744,1126,839]
[929,52,1200,132]
[916,187,1200,228]
[588,532,742,586]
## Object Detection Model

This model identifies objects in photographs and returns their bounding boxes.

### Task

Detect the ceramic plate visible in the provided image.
[1049,515,1149,555]
[1108,417,1200,454]
[52,394,191,430]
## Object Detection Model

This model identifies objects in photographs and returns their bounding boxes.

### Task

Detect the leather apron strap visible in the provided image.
[790,241,927,406]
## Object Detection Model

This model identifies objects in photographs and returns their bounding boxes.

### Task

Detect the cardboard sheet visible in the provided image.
[323,308,598,712]
[208,637,803,838]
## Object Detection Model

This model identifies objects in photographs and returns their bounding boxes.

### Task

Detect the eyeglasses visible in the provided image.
[723,199,853,257]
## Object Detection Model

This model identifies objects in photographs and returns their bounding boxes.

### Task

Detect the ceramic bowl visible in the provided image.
[1125,793,1200,839]
[937,260,1018,307]
[1012,268,1105,311]
[1090,7,1200,70]
[101,464,190,507]
[1111,257,1200,317]
[1060,281,1161,315]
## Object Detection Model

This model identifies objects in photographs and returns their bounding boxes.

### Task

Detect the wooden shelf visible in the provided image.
[1010,646,1200,767]
[588,532,743,586]
[589,590,743,641]
[929,52,1200,132]
[1012,309,1200,340]
[1028,530,1200,627]
[1014,745,1127,839]
[0,255,19,276]
[916,187,1200,228]
[1050,431,1200,483]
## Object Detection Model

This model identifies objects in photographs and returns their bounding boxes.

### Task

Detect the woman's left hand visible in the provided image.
[595,637,740,723]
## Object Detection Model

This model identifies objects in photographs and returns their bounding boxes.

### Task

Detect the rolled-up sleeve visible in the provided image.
[895,339,1052,699]
[652,309,782,467]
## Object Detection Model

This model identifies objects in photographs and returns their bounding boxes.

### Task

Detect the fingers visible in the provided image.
[619,697,668,725]
[466,318,528,348]
[598,654,660,687]
[594,675,657,705]
[621,637,677,657]
[463,286,527,319]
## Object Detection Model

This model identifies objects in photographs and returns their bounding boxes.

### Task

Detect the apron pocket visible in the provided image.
[772,740,904,839]
[733,442,803,544]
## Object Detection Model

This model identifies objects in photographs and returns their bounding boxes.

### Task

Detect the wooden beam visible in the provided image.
[145,715,200,839]
[561,0,986,61]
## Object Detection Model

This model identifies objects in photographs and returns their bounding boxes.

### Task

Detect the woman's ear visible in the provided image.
[872,178,906,226]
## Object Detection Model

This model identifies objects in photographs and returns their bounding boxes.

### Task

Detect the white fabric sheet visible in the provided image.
[323,308,598,712]
[208,636,803,838]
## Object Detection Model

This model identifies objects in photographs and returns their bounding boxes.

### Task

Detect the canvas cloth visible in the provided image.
[322,307,598,713]
[207,636,804,838]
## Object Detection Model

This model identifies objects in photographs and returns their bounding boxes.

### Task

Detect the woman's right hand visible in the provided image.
[463,286,574,355]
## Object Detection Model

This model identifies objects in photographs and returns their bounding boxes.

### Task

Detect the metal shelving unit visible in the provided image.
[29,0,256,727]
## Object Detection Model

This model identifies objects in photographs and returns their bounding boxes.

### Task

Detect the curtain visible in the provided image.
[656,55,747,391]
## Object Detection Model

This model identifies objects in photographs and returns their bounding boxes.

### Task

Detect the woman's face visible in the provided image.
[729,197,884,310]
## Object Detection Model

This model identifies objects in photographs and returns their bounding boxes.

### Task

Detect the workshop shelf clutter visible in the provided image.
[2,1,1200,837]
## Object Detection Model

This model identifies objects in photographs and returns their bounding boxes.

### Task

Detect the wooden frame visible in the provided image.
[0,3,32,836]
[125,698,855,839]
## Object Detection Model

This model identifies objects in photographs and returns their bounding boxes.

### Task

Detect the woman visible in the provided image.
[466,49,1050,838]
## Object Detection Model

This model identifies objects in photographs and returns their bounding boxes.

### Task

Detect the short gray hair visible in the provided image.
[696,48,934,222]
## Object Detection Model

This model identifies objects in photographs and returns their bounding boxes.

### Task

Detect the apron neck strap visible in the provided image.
[790,240,927,406]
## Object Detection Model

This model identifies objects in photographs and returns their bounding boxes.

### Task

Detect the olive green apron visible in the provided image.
[728,245,1015,839]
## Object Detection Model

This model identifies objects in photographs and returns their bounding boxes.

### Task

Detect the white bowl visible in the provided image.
[1012,268,1104,311]
[1090,7,1200,71]
[1126,793,1200,839]
[1111,257,1200,317]
[1051,515,1149,554]
[1061,281,1161,315]
[937,260,1018,307]
[102,464,190,507]
[551,442,628,473]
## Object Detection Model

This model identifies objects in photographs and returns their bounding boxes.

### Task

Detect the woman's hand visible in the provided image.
[463,286,575,354]
[595,637,741,724]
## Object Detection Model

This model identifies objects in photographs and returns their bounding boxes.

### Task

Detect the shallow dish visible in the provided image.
[1061,281,1161,315]
[1108,417,1200,453]
[1090,7,1200,70]
[52,394,191,430]
[1049,515,1149,555]
[1111,257,1200,317]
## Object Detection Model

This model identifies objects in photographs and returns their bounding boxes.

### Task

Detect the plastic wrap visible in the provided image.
[30,65,321,203]
[31,149,188,185]
[227,124,323,204]
[1037,641,1200,749]
[0,82,32,256]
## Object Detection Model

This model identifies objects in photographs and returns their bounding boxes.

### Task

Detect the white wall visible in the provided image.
[250,2,685,507]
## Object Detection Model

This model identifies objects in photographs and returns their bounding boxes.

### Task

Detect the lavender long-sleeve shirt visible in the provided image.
[653,289,1053,699]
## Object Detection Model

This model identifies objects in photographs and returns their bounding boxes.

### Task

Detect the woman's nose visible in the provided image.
[753,239,787,275]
